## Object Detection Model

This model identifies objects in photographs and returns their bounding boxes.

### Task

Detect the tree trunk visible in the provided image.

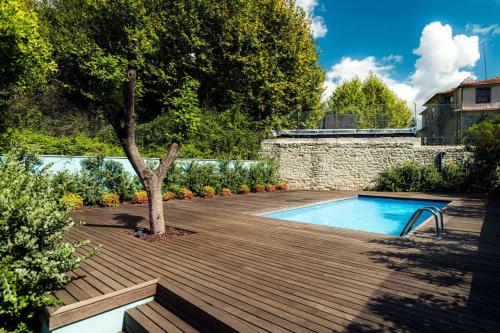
[144,175,165,235]
[104,68,180,235]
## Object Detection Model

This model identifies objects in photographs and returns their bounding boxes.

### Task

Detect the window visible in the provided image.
[476,87,491,103]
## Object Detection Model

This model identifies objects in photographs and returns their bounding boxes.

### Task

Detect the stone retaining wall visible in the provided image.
[260,137,467,190]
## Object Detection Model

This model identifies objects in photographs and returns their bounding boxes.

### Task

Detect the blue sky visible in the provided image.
[296,0,500,105]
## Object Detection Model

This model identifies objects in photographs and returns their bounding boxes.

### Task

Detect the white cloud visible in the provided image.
[295,0,327,38]
[466,23,500,36]
[323,21,481,121]
[411,22,480,103]
[382,54,404,64]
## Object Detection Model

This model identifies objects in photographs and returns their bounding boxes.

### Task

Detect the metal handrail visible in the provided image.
[400,206,444,238]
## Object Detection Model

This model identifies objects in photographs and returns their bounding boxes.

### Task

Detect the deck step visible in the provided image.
[124,278,256,333]
[124,301,198,333]
[154,278,256,333]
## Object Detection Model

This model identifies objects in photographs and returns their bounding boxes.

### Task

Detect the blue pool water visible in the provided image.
[263,196,448,235]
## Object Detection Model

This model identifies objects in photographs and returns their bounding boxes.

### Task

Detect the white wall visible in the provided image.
[460,86,500,111]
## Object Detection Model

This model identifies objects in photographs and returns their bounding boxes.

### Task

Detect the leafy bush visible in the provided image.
[464,118,500,192]
[376,118,500,195]
[179,188,193,200]
[0,148,93,332]
[238,184,250,194]
[266,184,276,192]
[100,192,120,207]
[277,182,289,191]
[375,161,470,193]
[163,160,280,196]
[221,188,232,197]
[201,186,215,198]
[183,162,221,195]
[254,184,265,193]
[60,193,84,211]
[132,191,148,204]
[162,191,175,201]
[219,161,248,193]
[0,129,123,157]
[81,157,138,201]
[247,159,278,188]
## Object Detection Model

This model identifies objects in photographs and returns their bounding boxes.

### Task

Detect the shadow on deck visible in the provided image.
[347,197,500,332]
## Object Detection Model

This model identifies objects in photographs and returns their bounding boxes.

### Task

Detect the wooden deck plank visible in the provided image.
[50,191,500,332]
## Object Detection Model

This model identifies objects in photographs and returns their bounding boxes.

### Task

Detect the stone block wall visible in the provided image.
[260,137,467,190]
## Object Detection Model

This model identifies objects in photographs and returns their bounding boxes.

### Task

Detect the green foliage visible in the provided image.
[0,129,124,157]
[100,192,120,207]
[464,118,500,192]
[0,0,55,93]
[201,185,215,198]
[164,160,279,196]
[132,191,148,204]
[0,0,55,133]
[178,107,263,160]
[38,0,323,158]
[324,74,412,128]
[0,148,93,332]
[247,160,278,188]
[59,193,84,211]
[218,161,248,193]
[80,157,139,202]
[182,162,221,195]
[375,160,476,193]
[238,184,250,194]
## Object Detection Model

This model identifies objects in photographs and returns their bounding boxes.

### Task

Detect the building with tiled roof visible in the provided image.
[419,77,500,144]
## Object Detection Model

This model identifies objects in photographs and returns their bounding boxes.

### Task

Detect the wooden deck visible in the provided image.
[49,191,500,332]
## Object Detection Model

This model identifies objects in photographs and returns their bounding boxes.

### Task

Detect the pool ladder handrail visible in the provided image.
[400,206,444,238]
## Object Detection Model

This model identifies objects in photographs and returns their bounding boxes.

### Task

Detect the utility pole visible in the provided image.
[483,42,488,80]
[413,101,417,131]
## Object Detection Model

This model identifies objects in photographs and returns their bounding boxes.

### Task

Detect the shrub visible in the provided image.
[201,186,215,198]
[238,184,250,194]
[375,160,470,193]
[441,162,467,192]
[219,161,247,193]
[277,182,289,191]
[266,184,276,192]
[464,118,500,192]
[132,191,148,204]
[60,193,84,210]
[163,191,175,201]
[80,157,138,201]
[0,148,94,332]
[100,192,120,207]
[179,188,193,200]
[221,188,232,197]
[190,162,221,195]
[254,184,265,192]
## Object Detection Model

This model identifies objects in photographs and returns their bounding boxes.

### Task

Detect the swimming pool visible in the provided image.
[263,195,449,236]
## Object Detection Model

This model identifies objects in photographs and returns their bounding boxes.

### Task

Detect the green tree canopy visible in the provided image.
[0,0,55,131]
[324,74,412,128]
[43,0,324,143]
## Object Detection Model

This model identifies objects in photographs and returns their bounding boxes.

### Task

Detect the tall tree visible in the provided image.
[44,0,201,234]
[44,0,323,234]
[0,0,54,131]
[324,74,412,128]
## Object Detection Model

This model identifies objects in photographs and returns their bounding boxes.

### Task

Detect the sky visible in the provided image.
[295,0,500,110]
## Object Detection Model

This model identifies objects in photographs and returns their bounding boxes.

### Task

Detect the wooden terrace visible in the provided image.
[46,191,500,332]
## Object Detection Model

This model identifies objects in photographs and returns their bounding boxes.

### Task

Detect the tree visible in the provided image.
[0,0,55,131]
[44,0,323,234]
[324,74,412,128]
